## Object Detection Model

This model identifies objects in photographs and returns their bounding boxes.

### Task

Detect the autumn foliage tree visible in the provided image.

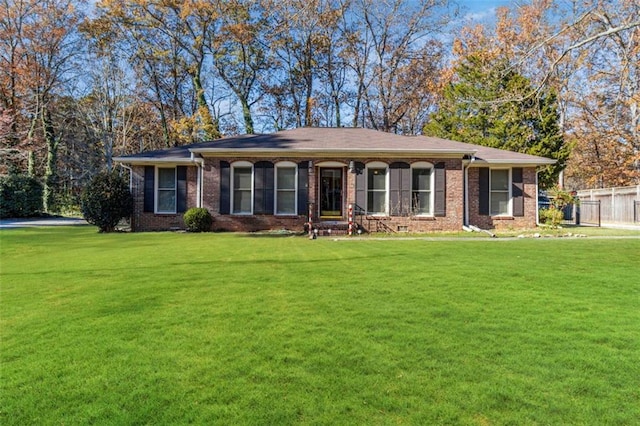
[424,54,568,189]
[449,0,640,189]
[0,0,86,212]
[4,0,639,216]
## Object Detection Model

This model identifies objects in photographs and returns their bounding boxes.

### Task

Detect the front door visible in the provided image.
[320,168,343,218]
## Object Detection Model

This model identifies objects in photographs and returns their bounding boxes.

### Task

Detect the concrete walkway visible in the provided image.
[599,222,640,231]
[0,217,88,229]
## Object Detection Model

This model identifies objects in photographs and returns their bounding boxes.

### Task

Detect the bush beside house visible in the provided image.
[183,207,213,232]
[81,171,133,233]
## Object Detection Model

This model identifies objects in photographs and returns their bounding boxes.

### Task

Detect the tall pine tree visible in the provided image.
[424,55,568,189]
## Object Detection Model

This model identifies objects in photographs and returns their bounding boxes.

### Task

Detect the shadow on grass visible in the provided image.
[2,251,406,277]
[244,231,305,238]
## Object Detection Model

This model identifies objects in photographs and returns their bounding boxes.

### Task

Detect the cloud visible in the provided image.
[461,7,498,23]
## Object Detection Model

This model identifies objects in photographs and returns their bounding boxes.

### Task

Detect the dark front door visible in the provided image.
[320,168,343,218]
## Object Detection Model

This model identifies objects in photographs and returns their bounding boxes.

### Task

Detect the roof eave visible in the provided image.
[113,156,193,165]
[470,158,556,167]
[190,148,476,158]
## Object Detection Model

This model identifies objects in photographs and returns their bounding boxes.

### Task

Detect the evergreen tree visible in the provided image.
[424,55,568,188]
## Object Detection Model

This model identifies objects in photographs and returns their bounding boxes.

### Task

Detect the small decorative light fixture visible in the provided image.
[348,161,355,173]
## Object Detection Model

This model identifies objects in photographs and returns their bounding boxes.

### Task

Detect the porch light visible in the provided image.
[308,160,314,174]
[348,161,355,173]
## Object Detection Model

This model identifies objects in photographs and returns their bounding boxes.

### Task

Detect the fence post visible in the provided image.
[611,187,616,222]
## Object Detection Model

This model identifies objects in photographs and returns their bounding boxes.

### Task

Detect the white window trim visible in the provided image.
[490,168,512,216]
[366,161,389,216]
[411,162,434,217]
[231,161,254,215]
[275,161,298,216]
[155,166,177,214]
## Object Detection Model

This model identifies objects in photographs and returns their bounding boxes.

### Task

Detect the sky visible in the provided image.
[457,0,515,23]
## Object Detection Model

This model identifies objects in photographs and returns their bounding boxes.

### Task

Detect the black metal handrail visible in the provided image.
[353,204,396,233]
[352,203,366,232]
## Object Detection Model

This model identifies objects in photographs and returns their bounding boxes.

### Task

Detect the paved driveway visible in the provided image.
[0,217,88,229]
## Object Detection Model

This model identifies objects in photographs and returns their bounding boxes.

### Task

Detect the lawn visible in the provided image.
[1,227,639,425]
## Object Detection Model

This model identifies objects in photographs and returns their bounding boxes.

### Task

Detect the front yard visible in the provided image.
[1,228,638,424]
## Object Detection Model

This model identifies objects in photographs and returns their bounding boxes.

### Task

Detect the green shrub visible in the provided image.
[81,171,133,233]
[183,207,212,232]
[540,186,577,228]
[539,207,564,228]
[0,174,43,218]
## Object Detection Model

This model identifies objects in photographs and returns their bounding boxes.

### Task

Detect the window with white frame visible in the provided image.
[157,167,176,213]
[232,162,253,214]
[411,163,433,215]
[367,163,387,215]
[276,162,297,215]
[490,169,510,216]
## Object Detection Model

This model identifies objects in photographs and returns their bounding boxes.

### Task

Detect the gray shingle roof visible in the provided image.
[113,127,556,165]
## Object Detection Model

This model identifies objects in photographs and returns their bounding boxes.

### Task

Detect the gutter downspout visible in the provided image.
[462,156,475,228]
[190,152,205,208]
[536,169,540,226]
[118,163,136,230]
[535,169,541,226]
[118,163,133,191]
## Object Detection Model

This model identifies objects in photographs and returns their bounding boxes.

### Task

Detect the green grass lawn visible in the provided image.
[1,227,639,425]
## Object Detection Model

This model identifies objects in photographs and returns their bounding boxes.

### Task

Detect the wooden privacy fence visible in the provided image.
[576,186,640,225]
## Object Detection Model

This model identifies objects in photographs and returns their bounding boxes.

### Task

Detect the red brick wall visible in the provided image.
[341,158,464,232]
[130,165,199,232]
[129,160,539,233]
[201,158,309,232]
[467,166,538,230]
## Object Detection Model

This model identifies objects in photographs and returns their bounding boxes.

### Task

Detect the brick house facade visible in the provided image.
[115,128,554,233]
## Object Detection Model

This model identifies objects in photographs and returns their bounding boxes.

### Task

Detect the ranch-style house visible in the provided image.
[114,127,555,234]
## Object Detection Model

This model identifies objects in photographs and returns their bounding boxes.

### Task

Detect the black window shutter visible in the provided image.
[144,166,155,213]
[354,161,366,210]
[434,162,446,217]
[389,162,410,215]
[219,161,230,215]
[254,161,274,214]
[176,166,187,213]
[297,162,309,215]
[512,167,524,217]
[479,167,489,216]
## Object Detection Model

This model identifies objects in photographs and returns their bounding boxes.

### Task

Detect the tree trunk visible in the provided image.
[303,37,314,127]
[28,151,35,177]
[240,96,255,134]
[149,65,171,147]
[42,107,58,213]
[192,72,220,140]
